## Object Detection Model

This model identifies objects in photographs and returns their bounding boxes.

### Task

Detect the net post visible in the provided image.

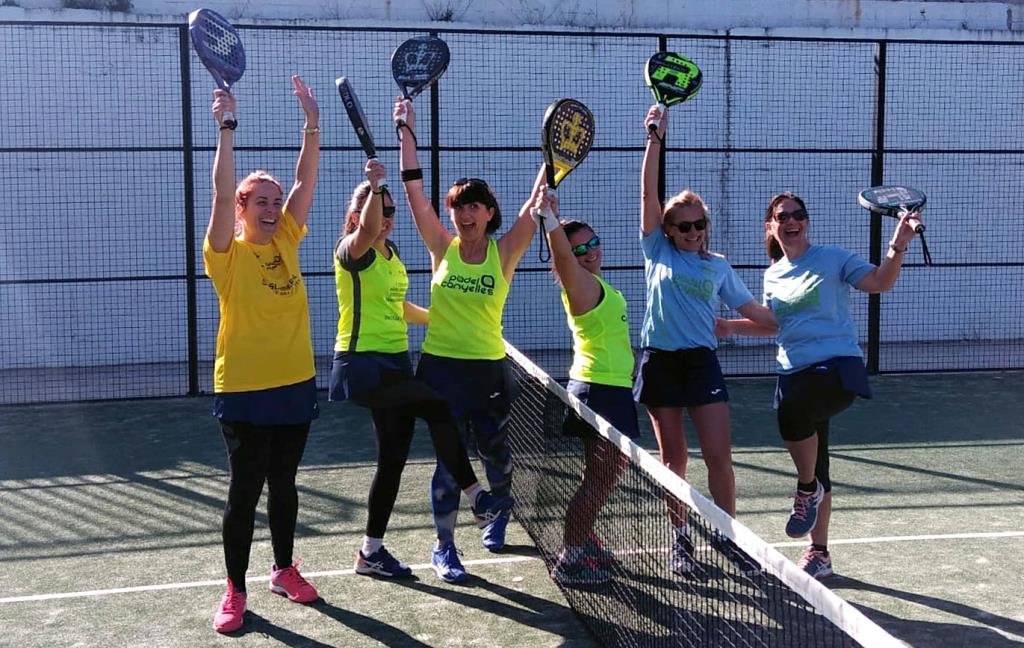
[179,23,200,396]
[867,39,888,374]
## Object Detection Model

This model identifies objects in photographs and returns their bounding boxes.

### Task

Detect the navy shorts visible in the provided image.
[774,356,871,442]
[633,347,728,408]
[563,380,641,440]
[329,351,447,410]
[213,377,319,426]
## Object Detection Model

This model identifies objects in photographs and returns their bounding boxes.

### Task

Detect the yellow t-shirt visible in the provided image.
[422,238,509,360]
[203,209,315,392]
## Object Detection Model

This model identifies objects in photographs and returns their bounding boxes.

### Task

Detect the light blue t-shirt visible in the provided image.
[762,245,874,373]
[640,229,754,351]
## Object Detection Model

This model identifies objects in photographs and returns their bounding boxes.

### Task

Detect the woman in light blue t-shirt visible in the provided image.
[721,191,920,580]
[639,106,776,577]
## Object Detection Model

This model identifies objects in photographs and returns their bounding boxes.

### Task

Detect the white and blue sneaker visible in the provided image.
[354,546,413,578]
[481,509,511,551]
[797,546,834,579]
[785,480,824,538]
[431,542,468,583]
[471,491,513,529]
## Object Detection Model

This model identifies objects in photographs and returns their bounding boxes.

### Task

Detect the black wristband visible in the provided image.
[401,168,424,182]
[219,122,237,131]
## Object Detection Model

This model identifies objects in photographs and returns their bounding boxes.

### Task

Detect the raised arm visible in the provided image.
[283,75,320,228]
[342,159,388,261]
[531,189,601,316]
[855,213,919,294]
[496,165,545,280]
[395,97,451,263]
[641,105,667,236]
[206,89,238,253]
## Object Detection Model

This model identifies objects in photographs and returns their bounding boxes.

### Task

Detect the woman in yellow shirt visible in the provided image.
[204,77,319,634]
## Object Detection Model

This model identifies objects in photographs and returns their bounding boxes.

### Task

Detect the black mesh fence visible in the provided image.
[1,22,1021,404]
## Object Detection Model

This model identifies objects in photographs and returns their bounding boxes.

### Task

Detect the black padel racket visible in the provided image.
[538,98,595,260]
[337,77,387,194]
[188,8,245,129]
[644,52,702,131]
[858,185,931,264]
[391,35,451,128]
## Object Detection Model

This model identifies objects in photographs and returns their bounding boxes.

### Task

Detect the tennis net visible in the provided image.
[503,342,904,648]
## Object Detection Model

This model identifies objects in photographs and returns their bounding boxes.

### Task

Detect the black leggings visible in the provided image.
[220,421,310,588]
[359,383,478,539]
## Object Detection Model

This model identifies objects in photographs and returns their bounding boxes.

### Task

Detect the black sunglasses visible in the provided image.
[669,218,707,233]
[775,209,808,223]
[453,177,489,188]
[382,205,396,218]
[570,235,600,257]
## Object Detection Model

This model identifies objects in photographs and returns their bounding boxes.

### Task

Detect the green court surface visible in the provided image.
[1,373,1022,647]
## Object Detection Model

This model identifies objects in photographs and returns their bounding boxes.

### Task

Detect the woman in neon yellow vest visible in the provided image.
[204,77,320,634]
[531,189,637,586]
[329,159,512,580]
[394,97,544,583]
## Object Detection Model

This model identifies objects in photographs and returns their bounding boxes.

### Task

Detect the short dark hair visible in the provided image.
[445,178,502,234]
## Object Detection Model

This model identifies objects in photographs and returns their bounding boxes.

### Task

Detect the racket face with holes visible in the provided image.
[858,185,927,216]
[541,99,595,189]
[188,9,246,91]
[336,77,378,159]
[391,35,451,99]
[645,52,702,106]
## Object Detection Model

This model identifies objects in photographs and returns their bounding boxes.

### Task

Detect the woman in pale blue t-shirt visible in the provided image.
[721,191,920,580]
[638,106,776,577]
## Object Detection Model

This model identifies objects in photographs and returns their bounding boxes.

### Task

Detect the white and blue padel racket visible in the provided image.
[188,8,246,128]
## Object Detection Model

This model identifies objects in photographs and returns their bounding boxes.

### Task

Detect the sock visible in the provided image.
[797,479,818,493]
[466,483,485,507]
[362,536,384,556]
[811,543,829,555]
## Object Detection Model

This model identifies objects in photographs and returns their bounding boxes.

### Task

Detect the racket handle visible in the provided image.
[394,101,408,129]
[907,217,925,234]
[221,112,237,129]
[648,103,667,132]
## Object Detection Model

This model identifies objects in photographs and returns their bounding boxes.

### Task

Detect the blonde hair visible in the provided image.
[663,189,711,258]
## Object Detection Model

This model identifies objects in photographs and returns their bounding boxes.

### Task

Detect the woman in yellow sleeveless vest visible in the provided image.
[394,97,544,583]
[203,78,320,634]
[328,159,512,579]
[531,189,638,586]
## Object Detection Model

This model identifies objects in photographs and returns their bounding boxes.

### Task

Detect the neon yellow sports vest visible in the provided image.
[561,275,634,388]
[334,241,408,353]
[422,238,509,360]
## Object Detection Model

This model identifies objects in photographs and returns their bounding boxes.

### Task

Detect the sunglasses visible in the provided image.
[774,209,808,223]
[669,218,707,233]
[571,235,601,257]
[382,205,396,218]
[453,177,489,189]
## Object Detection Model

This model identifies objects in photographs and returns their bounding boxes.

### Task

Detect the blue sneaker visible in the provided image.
[355,546,413,578]
[785,480,824,538]
[797,546,833,579]
[471,491,513,529]
[552,555,611,586]
[583,535,619,569]
[481,509,510,551]
[431,542,468,583]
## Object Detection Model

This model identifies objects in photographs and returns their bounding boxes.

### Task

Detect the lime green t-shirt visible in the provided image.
[334,239,408,353]
[203,210,315,392]
[422,238,509,360]
[561,275,634,388]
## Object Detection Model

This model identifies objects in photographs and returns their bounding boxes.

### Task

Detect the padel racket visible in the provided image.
[336,77,387,193]
[537,98,595,260]
[188,8,245,129]
[644,52,702,131]
[858,185,931,264]
[391,35,451,128]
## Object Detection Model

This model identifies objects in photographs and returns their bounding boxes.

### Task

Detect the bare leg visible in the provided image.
[647,406,688,528]
[690,401,736,517]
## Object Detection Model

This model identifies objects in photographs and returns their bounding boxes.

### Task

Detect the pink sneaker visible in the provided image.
[269,560,318,603]
[213,579,247,633]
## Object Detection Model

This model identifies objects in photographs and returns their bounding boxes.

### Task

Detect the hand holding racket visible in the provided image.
[188,8,245,129]
[337,77,387,194]
[391,35,451,128]
[858,185,932,265]
[644,52,702,133]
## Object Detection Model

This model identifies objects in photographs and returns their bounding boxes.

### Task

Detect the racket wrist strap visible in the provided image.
[396,124,417,146]
[219,123,237,131]
[401,168,423,182]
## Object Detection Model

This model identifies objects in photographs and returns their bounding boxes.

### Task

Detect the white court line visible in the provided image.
[4,530,1023,605]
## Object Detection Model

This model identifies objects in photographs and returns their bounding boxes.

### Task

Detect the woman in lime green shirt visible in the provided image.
[394,97,544,583]
[532,190,637,586]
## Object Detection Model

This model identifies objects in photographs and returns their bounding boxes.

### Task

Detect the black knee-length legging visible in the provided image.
[220,421,310,587]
